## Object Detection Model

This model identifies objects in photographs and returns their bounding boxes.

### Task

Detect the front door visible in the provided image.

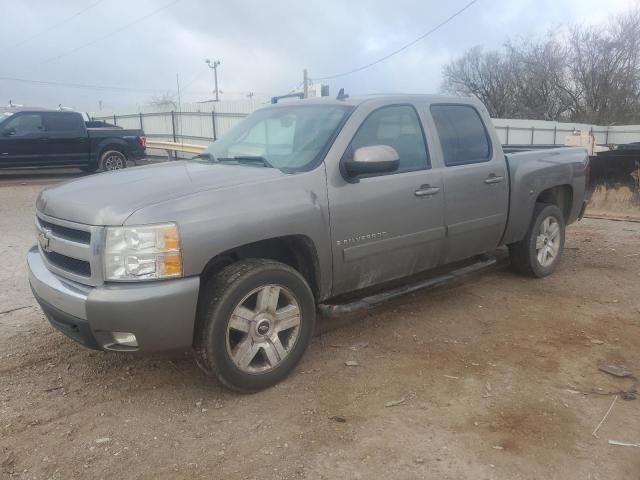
[328,104,446,296]
[0,112,49,167]
[429,104,509,263]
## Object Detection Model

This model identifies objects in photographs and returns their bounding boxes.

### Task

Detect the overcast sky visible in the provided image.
[0,0,636,112]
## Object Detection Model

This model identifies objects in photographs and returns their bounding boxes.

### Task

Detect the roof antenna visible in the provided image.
[336,88,349,101]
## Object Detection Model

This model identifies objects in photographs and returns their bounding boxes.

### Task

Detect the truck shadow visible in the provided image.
[0,168,87,186]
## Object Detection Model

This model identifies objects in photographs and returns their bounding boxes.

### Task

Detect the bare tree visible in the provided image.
[505,37,573,121]
[441,9,640,124]
[568,10,640,124]
[149,91,178,110]
[442,46,515,117]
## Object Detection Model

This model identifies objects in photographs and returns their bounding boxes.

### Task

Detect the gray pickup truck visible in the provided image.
[28,94,589,391]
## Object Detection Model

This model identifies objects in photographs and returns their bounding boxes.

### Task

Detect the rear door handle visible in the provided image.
[415,185,441,197]
[484,174,504,184]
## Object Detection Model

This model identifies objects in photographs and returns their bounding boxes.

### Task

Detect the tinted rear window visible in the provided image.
[430,104,491,166]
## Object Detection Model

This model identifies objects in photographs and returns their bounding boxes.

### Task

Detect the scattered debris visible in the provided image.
[44,386,64,393]
[599,364,633,378]
[592,396,618,438]
[344,360,359,367]
[0,305,31,317]
[94,438,111,444]
[349,341,369,351]
[329,415,347,423]
[329,341,369,351]
[608,440,640,448]
[384,397,406,408]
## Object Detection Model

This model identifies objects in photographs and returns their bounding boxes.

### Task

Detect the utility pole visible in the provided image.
[303,69,309,99]
[205,58,221,102]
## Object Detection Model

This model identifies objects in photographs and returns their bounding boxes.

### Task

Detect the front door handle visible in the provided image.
[484,174,504,184]
[415,185,441,197]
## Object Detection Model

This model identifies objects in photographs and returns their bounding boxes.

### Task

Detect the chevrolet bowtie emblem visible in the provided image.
[38,230,51,252]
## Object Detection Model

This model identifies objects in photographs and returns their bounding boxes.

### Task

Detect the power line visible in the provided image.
[0,75,164,94]
[10,0,104,49]
[313,0,480,81]
[38,0,182,66]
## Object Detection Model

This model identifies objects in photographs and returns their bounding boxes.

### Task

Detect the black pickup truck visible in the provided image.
[0,108,146,172]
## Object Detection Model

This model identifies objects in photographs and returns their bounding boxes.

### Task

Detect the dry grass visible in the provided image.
[588,185,640,218]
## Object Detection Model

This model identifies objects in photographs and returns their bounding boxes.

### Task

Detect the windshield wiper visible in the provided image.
[191,152,216,161]
[216,156,274,168]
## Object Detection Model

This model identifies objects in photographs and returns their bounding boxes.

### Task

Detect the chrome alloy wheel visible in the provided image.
[535,216,561,267]
[225,284,301,374]
[104,154,125,170]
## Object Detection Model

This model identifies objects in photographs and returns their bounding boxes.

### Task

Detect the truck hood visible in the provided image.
[37,161,285,225]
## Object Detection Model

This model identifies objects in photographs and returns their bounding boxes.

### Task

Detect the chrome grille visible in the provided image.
[35,212,104,287]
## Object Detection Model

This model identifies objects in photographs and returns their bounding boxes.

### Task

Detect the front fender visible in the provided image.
[125,165,333,299]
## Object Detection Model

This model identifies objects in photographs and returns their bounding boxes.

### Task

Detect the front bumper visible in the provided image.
[27,247,200,352]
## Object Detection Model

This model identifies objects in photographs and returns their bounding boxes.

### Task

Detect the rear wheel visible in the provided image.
[98,150,127,172]
[509,203,565,277]
[194,259,316,392]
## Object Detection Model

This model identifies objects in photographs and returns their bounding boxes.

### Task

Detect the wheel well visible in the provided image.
[201,236,321,300]
[536,185,572,222]
[99,145,127,160]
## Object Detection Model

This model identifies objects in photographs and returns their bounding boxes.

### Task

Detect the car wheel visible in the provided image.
[194,259,316,392]
[509,203,565,277]
[99,150,127,172]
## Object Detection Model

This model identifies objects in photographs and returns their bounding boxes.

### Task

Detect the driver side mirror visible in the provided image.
[343,145,400,179]
[1,127,16,137]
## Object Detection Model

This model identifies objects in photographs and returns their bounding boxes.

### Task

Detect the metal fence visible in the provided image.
[92,112,251,156]
[92,100,640,152]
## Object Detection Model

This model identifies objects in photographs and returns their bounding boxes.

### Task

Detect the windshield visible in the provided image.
[201,104,352,172]
[0,111,14,125]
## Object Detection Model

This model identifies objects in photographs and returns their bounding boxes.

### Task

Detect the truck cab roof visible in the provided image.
[268,94,484,108]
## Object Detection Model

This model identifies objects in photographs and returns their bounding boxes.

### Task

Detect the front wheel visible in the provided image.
[509,203,565,277]
[194,259,316,392]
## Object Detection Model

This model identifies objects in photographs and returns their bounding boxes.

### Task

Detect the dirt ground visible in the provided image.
[1,170,639,480]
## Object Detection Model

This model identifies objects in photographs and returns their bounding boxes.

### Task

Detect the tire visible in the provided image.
[509,203,565,277]
[98,150,127,172]
[194,259,316,392]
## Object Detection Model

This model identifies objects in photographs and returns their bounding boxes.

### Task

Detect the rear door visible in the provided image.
[0,112,48,167]
[429,103,509,263]
[41,112,89,166]
[327,103,446,295]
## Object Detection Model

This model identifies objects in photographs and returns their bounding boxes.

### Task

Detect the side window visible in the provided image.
[347,105,429,174]
[430,105,491,166]
[43,113,84,133]
[3,114,45,137]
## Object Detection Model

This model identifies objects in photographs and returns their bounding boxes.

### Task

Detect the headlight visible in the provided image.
[104,223,182,281]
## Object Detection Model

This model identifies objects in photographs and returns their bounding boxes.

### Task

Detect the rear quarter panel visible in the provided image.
[502,147,588,245]
[87,128,145,164]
